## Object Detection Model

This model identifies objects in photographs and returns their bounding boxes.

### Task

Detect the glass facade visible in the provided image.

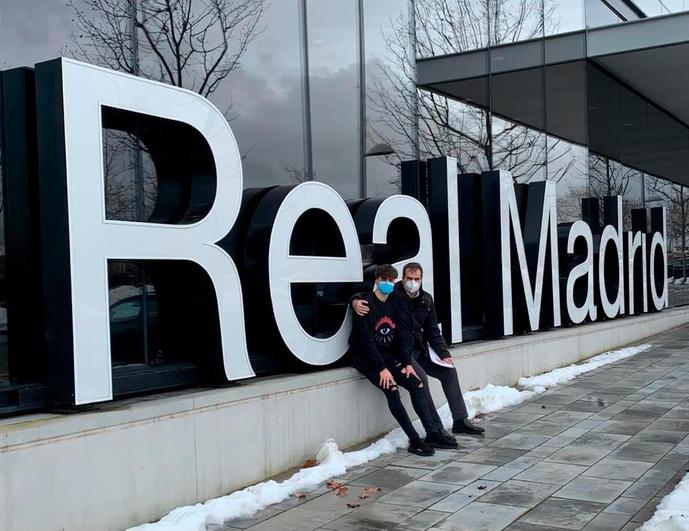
[0,0,688,408]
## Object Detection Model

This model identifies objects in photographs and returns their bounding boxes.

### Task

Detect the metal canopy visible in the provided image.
[417,11,689,185]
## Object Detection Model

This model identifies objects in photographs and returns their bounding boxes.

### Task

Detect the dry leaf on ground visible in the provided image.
[302,459,318,468]
[335,486,349,497]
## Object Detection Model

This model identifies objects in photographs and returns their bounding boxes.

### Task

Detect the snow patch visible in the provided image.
[640,471,689,530]
[128,343,652,531]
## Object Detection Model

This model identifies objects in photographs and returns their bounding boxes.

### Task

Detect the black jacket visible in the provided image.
[392,282,451,360]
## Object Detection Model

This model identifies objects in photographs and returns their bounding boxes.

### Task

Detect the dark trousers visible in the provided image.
[414,353,469,426]
[355,359,438,440]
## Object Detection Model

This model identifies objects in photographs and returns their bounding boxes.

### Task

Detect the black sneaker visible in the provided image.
[452,417,485,435]
[425,430,459,449]
[408,436,435,456]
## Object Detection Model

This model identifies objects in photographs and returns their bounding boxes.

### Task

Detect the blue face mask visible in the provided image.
[378,280,395,295]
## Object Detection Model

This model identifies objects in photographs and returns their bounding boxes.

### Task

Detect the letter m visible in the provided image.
[481,170,561,336]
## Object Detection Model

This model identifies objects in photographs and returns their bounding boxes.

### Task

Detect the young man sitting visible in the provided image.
[349,264,454,456]
[352,262,484,436]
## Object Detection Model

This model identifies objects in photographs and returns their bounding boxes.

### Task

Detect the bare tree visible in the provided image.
[646,175,689,281]
[66,0,267,97]
[65,0,268,218]
[367,0,576,187]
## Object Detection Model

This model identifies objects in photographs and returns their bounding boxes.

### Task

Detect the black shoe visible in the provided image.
[440,428,457,442]
[408,436,435,456]
[452,417,485,435]
[425,430,459,449]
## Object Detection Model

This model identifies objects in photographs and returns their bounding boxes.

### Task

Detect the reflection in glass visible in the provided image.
[103,129,157,222]
[544,0,584,35]
[585,0,624,27]
[307,0,359,199]
[208,0,306,188]
[0,0,72,69]
[364,0,415,195]
[547,137,588,223]
[492,117,546,183]
[646,177,689,288]
[491,0,543,45]
[419,94,490,174]
[415,0,489,58]
[108,262,162,366]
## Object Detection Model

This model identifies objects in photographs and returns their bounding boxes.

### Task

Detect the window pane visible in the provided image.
[208,0,306,188]
[492,117,547,183]
[491,0,544,45]
[364,0,415,195]
[419,93,490,173]
[586,0,624,27]
[307,0,359,199]
[0,1,72,69]
[545,0,585,35]
[109,262,146,366]
[547,138,589,223]
[415,0,489,57]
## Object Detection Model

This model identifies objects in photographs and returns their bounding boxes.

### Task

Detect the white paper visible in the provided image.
[428,343,454,368]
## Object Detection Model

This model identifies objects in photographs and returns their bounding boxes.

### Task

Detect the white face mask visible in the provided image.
[404,280,421,295]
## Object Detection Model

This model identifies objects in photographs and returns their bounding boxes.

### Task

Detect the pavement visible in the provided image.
[210,325,689,531]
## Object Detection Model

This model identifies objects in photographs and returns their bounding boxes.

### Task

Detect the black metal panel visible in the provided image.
[0,68,45,384]
[34,59,75,408]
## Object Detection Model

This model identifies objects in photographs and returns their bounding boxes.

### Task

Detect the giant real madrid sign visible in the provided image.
[1,58,668,408]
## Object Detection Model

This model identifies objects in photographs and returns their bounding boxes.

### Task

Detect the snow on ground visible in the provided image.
[640,473,689,531]
[128,343,652,531]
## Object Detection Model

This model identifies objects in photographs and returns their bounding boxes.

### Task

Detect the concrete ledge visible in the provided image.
[1,307,688,530]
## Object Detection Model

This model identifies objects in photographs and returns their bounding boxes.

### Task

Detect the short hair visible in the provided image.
[402,262,423,278]
[375,264,398,280]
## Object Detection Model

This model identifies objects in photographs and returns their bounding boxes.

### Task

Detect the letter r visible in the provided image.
[35,58,253,406]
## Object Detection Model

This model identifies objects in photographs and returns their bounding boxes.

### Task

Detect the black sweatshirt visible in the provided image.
[349,291,414,372]
[351,282,451,360]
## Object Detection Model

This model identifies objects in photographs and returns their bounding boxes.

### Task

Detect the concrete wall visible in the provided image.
[1,308,688,531]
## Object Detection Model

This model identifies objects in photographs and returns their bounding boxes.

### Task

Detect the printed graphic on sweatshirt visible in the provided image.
[373,316,396,346]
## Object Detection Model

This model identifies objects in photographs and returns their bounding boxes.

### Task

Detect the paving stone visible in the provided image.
[378,480,460,509]
[456,479,502,497]
[394,451,460,471]
[422,463,497,486]
[517,498,607,530]
[629,497,662,524]
[621,480,665,501]
[478,479,559,508]
[609,441,674,463]
[591,420,651,436]
[646,418,689,431]
[490,433,552,450]
[351,465,429,490]
[582,512,631,530]
[514,461,587,485]
[427,492,474,513]
[582,458,654,481]
[553,476,632,504]
[458,446,527,465]
[632,429,688,444]
[478,466,523,482]
[323,501,420,531]
[437,502,528,530]
[394,509,448,530]
[603,496,649,516]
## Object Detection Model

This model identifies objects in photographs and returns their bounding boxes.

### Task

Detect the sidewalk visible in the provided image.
[211,326,689,531]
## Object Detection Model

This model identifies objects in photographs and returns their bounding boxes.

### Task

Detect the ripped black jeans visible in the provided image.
[355,358,438,440]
